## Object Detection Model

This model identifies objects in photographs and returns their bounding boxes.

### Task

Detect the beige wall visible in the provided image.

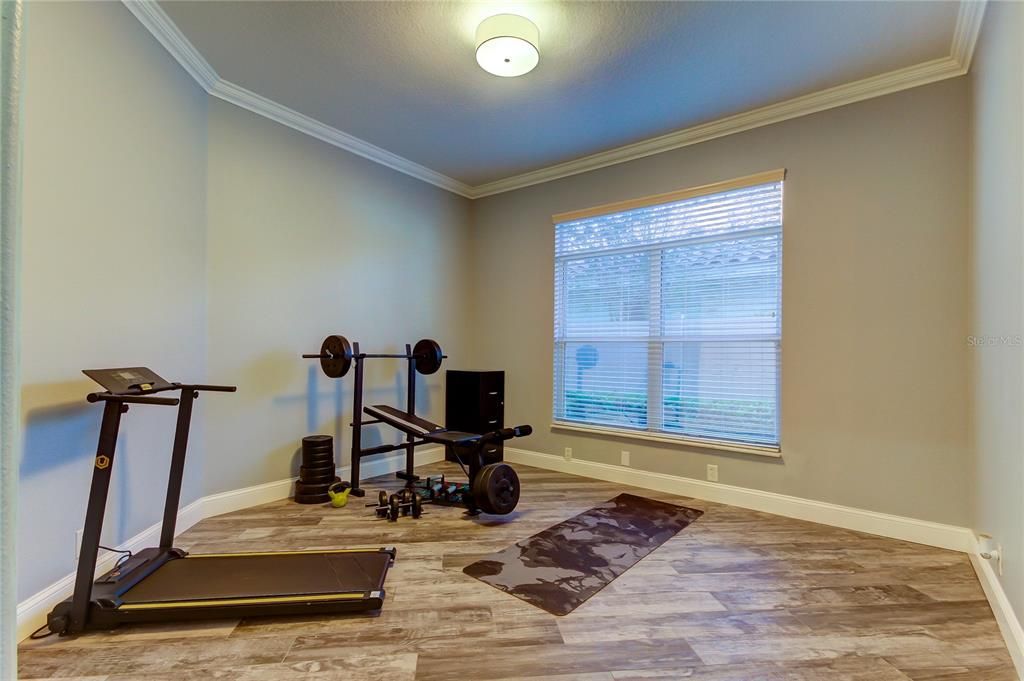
[203,99,474,494]
[15,1,475,606]
[970,0,1024,617]
[19,2,208,599]
[469,78,972,527]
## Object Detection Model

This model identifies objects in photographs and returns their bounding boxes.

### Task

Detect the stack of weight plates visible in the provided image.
[295,435,340,504]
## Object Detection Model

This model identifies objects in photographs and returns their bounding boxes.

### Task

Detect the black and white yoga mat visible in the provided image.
[463,493,703,616]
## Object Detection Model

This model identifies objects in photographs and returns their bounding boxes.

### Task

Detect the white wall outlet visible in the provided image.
[979,533,1004,575]
[75,528,83,560]
[564,447,573,461]
[621,450,631,467]
[706,464,719,482]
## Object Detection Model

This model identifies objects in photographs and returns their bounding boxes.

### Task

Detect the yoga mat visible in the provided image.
[463,493,703,615]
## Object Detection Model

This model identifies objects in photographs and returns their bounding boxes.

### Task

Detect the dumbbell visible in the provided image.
[367,489,424,522]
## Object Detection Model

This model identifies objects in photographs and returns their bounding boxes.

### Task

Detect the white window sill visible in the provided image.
[550,421,782,458]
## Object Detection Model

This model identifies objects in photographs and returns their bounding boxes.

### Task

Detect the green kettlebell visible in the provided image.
[328,481,352,508]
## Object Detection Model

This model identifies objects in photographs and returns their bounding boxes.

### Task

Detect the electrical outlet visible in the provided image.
[75,528,83,560]
[564,447,573,461]
[621,450,631,467]
[706,464,719,482]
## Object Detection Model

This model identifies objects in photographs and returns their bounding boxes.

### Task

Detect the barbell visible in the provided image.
[303,335,445,378]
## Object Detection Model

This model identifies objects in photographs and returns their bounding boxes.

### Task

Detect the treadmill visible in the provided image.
[46,368,395,636]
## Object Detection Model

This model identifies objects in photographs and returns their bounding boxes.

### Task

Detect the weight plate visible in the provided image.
[299,464,335,478]
[378,490,389,507]
[296,479,340,496]
[294,492,330,504]
[300,472,336,485]
[302,464,334,475]
[302,435,333,446]
[473,463,520,515]
[302,451,335,464]
[302,444,334,455]
[320,335,353,378]
[411,494,423,519]
[413,338,443,375]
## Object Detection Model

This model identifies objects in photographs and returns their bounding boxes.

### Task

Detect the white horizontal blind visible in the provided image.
[554,180,782,448]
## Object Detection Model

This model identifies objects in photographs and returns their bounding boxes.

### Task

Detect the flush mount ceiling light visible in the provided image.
[475,14,540,77]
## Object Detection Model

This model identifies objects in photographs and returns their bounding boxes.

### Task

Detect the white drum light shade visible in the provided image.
[475,14,540,77]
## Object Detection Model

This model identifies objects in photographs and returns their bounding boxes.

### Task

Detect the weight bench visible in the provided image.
[363,404,488,448]
[365,404,533,515]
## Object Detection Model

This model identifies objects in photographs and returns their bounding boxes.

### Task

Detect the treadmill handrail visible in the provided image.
[86,393,180,406]
[174,383,237,393]
[89,382,238,399]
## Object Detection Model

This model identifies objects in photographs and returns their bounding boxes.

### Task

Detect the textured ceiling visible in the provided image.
[160,1,960,186]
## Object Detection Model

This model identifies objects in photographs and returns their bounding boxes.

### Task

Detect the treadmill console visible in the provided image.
[83,367,174,395]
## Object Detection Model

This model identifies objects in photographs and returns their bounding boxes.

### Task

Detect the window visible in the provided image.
[553,170,784,452]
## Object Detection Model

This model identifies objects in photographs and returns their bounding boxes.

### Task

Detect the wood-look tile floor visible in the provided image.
[19,462,1017,681]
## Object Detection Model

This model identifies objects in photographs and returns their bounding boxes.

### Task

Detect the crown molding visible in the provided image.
[208,79,474,197]
[950,0,987,73]
[122,0,473,197]
[121,0,218,91]
[124,0,985,201]
[469,56,966,197]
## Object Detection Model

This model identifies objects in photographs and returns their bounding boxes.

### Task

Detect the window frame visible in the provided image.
[551,170,785,457]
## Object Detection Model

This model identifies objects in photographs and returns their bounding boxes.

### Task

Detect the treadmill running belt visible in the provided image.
[121,551,391,604]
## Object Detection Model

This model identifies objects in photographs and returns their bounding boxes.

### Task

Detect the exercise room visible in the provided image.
[0,0,1021,678]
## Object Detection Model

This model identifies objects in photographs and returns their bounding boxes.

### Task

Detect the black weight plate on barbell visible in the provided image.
[411,493,423,519]
[413,338,443,375]
[302,435,333,447]
[319,334,353,378]
[378,490,389,507]
[295,478,341,496]
[302,442,334,454]
[473,463,520,515]
[294,492,331,505]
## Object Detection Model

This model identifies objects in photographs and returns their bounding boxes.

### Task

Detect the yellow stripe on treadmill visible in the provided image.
[120,592,368,610]
[186,548,382,558]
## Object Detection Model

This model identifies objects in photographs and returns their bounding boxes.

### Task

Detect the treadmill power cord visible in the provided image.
[29,546,134,639]
[100,545,133,570]
[29,623,57,639]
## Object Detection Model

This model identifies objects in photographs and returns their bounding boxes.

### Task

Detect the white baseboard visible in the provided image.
[505,447,974,553]
[970,540,1024,679]
[16,446,444,642]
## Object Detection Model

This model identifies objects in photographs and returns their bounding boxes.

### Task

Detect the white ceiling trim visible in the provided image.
[209,79,475,196]
[125,0,985,200]
[122,0,217,91]
[122,0,473,197]
[471,56,966,197]
[950,0,987,72]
